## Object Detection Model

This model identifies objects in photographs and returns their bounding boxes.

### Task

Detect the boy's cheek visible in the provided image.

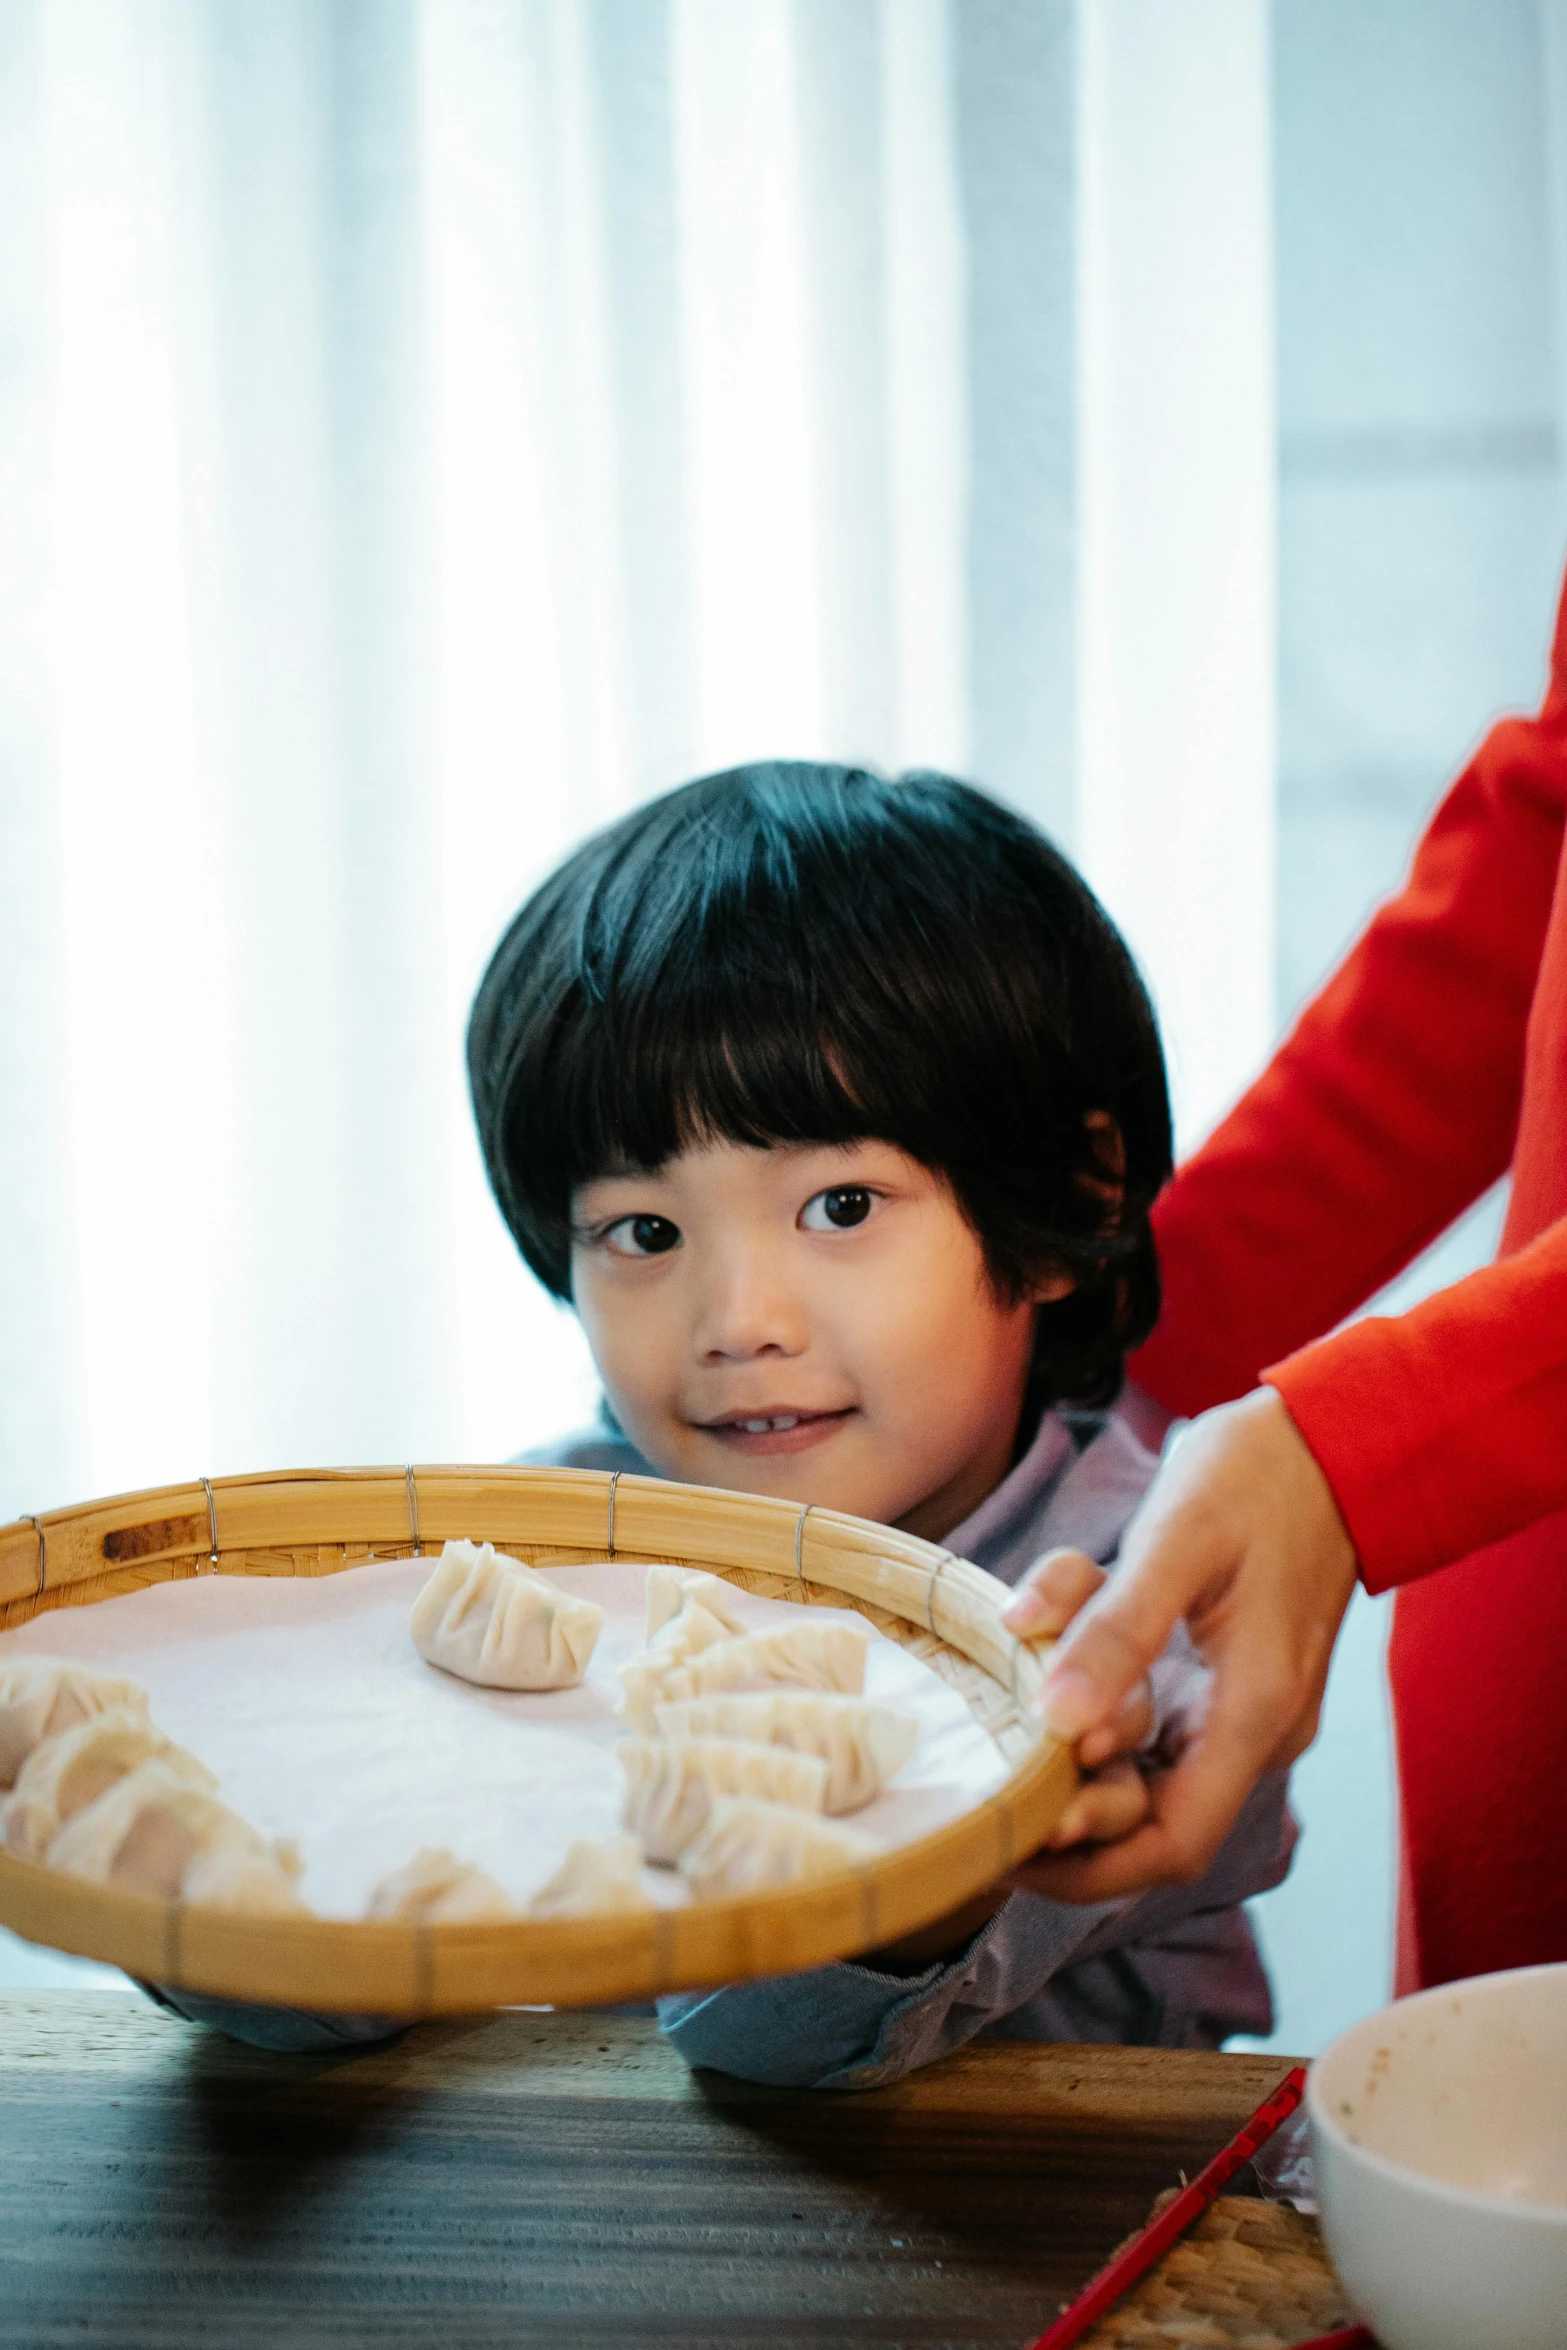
[572,1297,684,1465]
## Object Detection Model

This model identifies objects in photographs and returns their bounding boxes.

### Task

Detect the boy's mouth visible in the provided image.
[694,1406,856,1457]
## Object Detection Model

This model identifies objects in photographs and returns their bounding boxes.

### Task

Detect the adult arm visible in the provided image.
[1010,581,1567,1898]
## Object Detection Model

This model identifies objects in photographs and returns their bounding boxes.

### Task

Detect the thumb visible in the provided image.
[1035,1592,1167,1741]
[1034,1476,1224,1741]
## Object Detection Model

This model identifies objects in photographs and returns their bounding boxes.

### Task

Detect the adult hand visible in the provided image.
[1002,1385,1358,1903]
[1011,1548,1157,1849]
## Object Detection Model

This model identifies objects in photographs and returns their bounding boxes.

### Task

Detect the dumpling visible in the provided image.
[617,1653,686,1735]
[679,1796,881,1899]
[411,1540,605,1691]
[0,1657,150,1789]
[616,1569,755,1731]
[685,1620,868,1698]
[184,1843,310,1918]
[617,1735,829,1863]
[620,1618,867,1734]
[46,1760,286,1903]
[3,1707,217,1861]
[644,1564,748,1645]
[528,1834,653,1919]
[651,1691,918,1814]
[367,1847,516,1925]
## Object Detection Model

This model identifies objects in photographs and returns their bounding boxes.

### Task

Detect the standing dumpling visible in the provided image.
[367,1847,516,1925]
[651,1691,918,1814]
[618,1735,829,1863]
[184,1842,310,1918]
[3,1707,217,1861]
[679,1797,880,1898]
[528,1835,653,1918]
[46,1759,293,1906]
[617,1568,755,1730]
[623,1619,867,1729]
[643,1565,748,1646]
[0,1657,150,1789]
[411,1540,605,1690]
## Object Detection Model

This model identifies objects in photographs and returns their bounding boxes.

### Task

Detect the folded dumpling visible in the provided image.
[679,1796,881,1899]
[620,1618,867,1734]
[616,1653,683,1735]
[644,1565,748,1645]
[411,1540,605,1691]
[617,1735,829,1863]
[615,1568,755,1732]
[3,1707,217,1861]
[651,1691,918,1814]
[183,1842,310,1918]
[367,1847,516,1925]
[0,1657,150,1789]
[46,1759,288,1904]
[528,1834,653,1919]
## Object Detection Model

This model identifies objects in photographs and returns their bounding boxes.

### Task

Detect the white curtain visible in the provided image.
[0,0,1273,1523]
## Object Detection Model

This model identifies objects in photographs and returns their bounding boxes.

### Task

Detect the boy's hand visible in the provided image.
[1007,1549,1156,1856]
[1000,1388,1356,1903]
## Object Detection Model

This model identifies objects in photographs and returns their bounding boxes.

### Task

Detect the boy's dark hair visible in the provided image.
[468,763,1172,1412]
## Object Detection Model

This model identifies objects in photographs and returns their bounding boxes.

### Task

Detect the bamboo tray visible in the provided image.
[0,1464,1075,2015]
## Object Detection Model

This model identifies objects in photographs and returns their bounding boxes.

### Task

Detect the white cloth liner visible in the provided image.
[0,1556,1007,1918]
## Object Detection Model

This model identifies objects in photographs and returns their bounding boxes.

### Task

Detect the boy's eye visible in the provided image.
[800,1186,875,1232]
[603,1214,682,1258]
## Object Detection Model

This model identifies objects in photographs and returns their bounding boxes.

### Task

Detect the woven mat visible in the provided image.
[1078,2193,1357,2348]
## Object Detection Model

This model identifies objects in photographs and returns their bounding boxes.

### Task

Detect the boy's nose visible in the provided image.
[691,1251,808,1361]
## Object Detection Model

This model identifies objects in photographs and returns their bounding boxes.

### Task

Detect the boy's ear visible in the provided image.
[1083,1108,1126,1181]
[1027,1112,1127,1305]
[1030,1264,1077,1305]
[1079,1109,1127,1228]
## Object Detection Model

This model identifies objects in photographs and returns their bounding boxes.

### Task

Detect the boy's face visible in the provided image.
[570,1139,1068,1543]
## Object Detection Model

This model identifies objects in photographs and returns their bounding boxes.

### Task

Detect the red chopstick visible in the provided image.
[1022,2064,1316,2350]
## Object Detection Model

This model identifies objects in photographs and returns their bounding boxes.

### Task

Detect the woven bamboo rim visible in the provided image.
[0,1465,1075,2015]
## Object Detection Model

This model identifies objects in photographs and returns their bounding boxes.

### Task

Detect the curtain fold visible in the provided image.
[0,0,1270,1517]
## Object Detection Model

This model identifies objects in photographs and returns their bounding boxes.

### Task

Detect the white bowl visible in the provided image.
[1309,1961,1567,2350]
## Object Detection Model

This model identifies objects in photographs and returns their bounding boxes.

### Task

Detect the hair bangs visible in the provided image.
[550,966,881,1186]
[470,761,1173,1409]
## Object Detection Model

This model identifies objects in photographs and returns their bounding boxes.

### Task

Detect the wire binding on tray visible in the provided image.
[925,1550,954,1637]
[22,1515,46,1596]
[404,1466,421,1559]
[794,1503,813,1586]
[605,1469,620,1558]
[200,1480,220,1574]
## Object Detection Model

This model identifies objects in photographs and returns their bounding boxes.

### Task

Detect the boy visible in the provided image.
[469,760,1293,2087]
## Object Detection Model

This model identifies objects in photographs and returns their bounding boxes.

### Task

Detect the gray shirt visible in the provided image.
[524,1407,1295,2088]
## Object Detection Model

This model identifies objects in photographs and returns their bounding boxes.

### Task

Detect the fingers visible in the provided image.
[1000,1390,1361,1906]
[1002,1549,1106,1638]
[1037,1607,1166,1741]
[1040,1756,1152,1849]
[1024,1466,1233,1742]
[1015,1633,1309,1902]
[1076,1673,1155,1770]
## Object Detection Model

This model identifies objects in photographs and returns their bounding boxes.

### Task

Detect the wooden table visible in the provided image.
[0,1991,1295,2349]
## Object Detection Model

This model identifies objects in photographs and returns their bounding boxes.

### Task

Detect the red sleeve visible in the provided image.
[1131,577,1567,1418]
[1264,1218,1567,1590]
